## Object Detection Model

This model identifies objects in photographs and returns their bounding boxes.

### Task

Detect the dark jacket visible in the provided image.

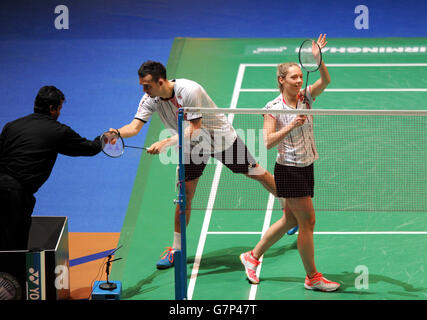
[0,113,101,194]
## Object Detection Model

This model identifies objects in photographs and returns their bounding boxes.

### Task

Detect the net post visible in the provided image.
[176,108,188,300]
[173,250,183,299]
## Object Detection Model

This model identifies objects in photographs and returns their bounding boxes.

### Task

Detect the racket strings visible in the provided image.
[299,39,322,72]
[101,131,146,157]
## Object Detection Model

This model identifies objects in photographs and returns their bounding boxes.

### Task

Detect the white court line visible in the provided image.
[242,63,427,67]
[187,64,246,300]
[249,193,276,300]
[240,63,427,93]
[187,161,223,300]
[207,231,427,235]
[207,231,263,235]
[325,88,427,92]
[312,231,427,235]
[240,88,427,92]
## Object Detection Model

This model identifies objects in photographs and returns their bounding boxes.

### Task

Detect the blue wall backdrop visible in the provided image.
[1,0,426,232]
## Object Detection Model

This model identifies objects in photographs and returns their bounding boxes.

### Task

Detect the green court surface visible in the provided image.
[111,37,427,300]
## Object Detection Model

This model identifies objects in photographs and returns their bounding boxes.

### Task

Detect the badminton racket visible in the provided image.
[298,38,323,106]
[100,131,146,158]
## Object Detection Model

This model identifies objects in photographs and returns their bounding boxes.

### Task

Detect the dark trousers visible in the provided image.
[0,175,35,251]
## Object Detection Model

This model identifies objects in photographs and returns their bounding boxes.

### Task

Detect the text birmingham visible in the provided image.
[252,46,427,54]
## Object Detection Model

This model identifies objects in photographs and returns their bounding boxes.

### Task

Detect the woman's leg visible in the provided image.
[285,196,317,277]
[240,199,298,284]
[252,198,298,259]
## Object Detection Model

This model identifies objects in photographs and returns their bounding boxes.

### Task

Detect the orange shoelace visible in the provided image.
[159,247,174,263]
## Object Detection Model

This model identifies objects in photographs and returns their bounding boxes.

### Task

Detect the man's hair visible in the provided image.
[138,60,167,82]
[34,86,65,114]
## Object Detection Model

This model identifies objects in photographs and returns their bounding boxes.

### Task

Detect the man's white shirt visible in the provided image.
[135,78,236,153]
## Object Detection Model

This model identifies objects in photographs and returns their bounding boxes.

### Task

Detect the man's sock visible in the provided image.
[172,232,181,251]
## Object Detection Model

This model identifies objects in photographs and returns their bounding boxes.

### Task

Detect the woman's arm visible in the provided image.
[263,114,306,149]
[310,34,331,98]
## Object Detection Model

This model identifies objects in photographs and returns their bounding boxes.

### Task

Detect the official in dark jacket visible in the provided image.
[0,86,102,250]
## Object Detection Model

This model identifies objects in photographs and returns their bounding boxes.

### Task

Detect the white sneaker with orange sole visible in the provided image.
[239,251,260,284]
[304,272,340,292]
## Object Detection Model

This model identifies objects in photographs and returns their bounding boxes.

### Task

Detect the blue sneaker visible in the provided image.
[156,247,175,269]
[287,226,299,235]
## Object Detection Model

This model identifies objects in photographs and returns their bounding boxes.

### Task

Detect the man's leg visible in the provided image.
[245,163,277,197]
[173,178,200,248]
[157,177,200,269]
[0,187,34,251]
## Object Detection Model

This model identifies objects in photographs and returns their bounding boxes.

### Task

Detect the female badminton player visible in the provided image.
[240,34,341,292]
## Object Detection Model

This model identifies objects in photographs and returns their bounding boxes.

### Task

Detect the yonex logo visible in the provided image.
[27,267,42,300]
[28,268,40,286]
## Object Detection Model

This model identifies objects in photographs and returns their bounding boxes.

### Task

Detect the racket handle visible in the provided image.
[125,145,147,150]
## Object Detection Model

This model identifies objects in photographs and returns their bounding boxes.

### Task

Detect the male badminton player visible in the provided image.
[240,34,341,291]
[109,61,277,269]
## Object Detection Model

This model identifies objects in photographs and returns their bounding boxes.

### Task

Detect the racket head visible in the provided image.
[298,39,322,72]
[100,131,125,158]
